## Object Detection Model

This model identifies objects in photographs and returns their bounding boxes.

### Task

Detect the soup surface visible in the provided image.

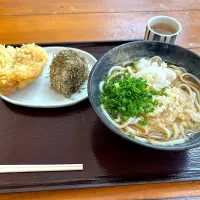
[151,23,177,35]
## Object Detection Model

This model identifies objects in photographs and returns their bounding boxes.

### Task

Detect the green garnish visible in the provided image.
[130,62,136,67]
[100,76,163,125]
[149,87,168,96]
[161,87,168,96]
[138,119,148,126]
[114,82,120,88]
[124,61,136,68]
[129,134,135,139]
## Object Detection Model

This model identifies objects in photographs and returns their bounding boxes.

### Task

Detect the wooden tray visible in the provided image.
[0,40,200,193]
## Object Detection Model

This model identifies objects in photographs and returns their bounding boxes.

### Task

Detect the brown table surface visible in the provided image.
[1,0,200,199]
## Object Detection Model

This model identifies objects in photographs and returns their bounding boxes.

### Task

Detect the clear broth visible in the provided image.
[151,23,177,35]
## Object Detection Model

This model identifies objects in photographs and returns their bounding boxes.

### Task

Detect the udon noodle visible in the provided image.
[99,56,200,146]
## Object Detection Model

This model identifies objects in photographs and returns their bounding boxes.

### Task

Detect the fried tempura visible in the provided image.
[0,43,48,95]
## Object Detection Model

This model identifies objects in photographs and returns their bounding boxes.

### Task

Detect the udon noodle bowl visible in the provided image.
[99,56,200,146]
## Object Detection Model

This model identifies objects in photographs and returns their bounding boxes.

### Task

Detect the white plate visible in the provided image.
[0,47,97,108]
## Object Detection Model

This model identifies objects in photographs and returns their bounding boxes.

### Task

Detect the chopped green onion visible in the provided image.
[114,82,120,88]
[100,76,165,125]
[138,119,148,126]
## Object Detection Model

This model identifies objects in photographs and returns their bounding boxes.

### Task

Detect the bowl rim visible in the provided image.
[88,40,200,151]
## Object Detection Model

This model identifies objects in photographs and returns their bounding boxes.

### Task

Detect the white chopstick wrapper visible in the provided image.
[0,164,83,173]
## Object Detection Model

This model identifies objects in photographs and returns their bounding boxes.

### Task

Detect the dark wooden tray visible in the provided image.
[0,40,200,194]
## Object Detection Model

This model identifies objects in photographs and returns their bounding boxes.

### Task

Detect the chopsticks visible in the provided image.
[0,164,83,173]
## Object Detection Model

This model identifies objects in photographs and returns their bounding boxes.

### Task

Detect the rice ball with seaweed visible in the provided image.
[50,49,89,97]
